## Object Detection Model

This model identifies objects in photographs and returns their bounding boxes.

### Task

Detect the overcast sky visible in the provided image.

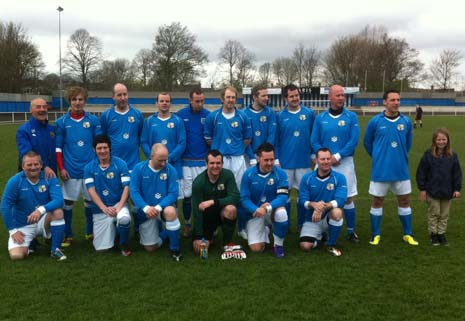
[2,0,464,87]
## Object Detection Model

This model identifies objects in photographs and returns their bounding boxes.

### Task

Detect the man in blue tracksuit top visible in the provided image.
[364,89,418,246]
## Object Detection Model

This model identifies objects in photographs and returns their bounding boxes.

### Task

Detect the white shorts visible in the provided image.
[62,178,90,201]
[181,166,206,198]
[299,219,329,240]
[93,206,131,251]
[8,213,50,250]
[332,156,357,197]
[246,212,273,245]
[223,155,246,188]
[139,217,163,247]
[284,168,311,190]
[369,180,412,197]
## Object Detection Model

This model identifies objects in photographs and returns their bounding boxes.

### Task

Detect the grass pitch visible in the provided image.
[1,116,465,321]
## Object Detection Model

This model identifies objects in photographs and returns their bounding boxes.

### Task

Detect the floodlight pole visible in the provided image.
[57,6,64,112]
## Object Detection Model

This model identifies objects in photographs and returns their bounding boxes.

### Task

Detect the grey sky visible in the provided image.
[2,0,464,87]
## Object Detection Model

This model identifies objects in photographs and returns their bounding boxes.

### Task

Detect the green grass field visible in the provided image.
[1,116,465,321]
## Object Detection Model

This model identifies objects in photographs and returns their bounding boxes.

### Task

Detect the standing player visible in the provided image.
[414,104,423,129]
[298,148,347,256]
[1,152,66,261]
[84,135,131,256]
[275,84,315,230]
[130,144,182,261]
[16,97,57,178]
[241,143,289,258]
[364,89,418,246]
[177,87,210,237]
[204,86,252,189]
[55,86,102,247]
[141,92,186,193]
[191,150,240,257]
[311,84,360,243]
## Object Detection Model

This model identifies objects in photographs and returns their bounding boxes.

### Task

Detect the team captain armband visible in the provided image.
[277,188,289,195]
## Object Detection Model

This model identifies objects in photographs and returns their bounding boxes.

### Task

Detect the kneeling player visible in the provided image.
[298,148,347,256]
[241,143,289,258]
[1,152,66,261]
[191,150,242,259]
[84,135,131,256]
[130,144,182,261]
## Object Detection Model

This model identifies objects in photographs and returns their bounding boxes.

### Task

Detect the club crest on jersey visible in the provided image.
[102,190,109,196]
[260,196,266,202]
[294,131,300,137]
[128,116,135,123]
[331,136,338,142]
[106,172,114,179]
[155,193,161,199]
[225,138,232,144]
[83,122,90,128]
[217,184,225,191]
[50,132,55,138]
[260,116,267,122]
[299,115,306,121]
[201,118,206,124]
[231,121,239,128]
[161,139,167,145]
[255,130,261,136]
[326,183,335,191]
[160,173,167,180]
[38,185,47,192]
[167,122,174,129]
[397,124,404,131]
[391,141,398,148]
[77,140,84,147]
[267,178,274,185]
[338,120,346,127]
[123,133,129,139]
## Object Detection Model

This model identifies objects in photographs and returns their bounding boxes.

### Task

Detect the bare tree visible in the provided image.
[430,49,463,90]
[235,50,255,88]
[0,21,44,93]
[293,44,305,87]
[132,49,155,88]
[63,28,103,86]
[258,62,272,86]
[218,40,255,87]
[152,22,208,90]
[302,46,321,87]
[94,58,135,89]
[273,57,297,86]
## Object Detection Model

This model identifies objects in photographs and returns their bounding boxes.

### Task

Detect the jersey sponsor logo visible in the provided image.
[83,122,90,128]
[299,115,306,121]
[326,183,334,191]
[123,133,129,139]
[331,136,338,142]
[102,190,109,196]
[397,124,404,131]
[255,130,261,137]
[260,116,267,122]
[225,138,232,144]
[167,122,175,129]
[217,183,225,191]
[267,178,274,185]
[77,140,84,147]
[38,185,47,192]
[338,120,345,127]
[391,141,398,148]
[231,121,239,128]
[128,116,135,123]
[106,172,115,179]
[161,139,168,145]
[160,173,167,180]
[155,193,161,199]
[293,131,300,137]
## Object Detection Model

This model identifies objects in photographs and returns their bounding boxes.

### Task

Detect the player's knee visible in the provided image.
[249,243,265,252]
[372,197,384,208]
[144,245,159,252]
[51,209,64,220]
[10,249,27,260]
[299,242,314,252]
[118,215,131,226]
[274,207,287,222]
[299,236,317,251]
[163,206,177,221]
[223,205,237,220]
[330,208,343,221]
[398,195,410,207]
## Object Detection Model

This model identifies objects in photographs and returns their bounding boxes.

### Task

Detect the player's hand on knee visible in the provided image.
[11,231,25,244]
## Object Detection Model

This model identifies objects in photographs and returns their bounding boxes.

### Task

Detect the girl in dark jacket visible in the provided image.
[416,128,462,246]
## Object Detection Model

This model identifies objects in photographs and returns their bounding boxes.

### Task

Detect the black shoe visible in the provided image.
[171,250,183,262]
[347,232,360,244]
[437,234,449,246]
[430,233,440,246]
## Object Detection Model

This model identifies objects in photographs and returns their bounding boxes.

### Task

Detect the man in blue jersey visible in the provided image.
[130,143,182,261]
[16,97,56,178]
[177,87,210,237]
[364,89,418,246]
[84,135,131,256]
[311,84,360,243]
[275,84,315,230]
[204,86,252,189]
[1,152,66,261]
[241,143,289,258]
[141,92,186,195]
[56,86,102,247]
[298,148,347,256]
